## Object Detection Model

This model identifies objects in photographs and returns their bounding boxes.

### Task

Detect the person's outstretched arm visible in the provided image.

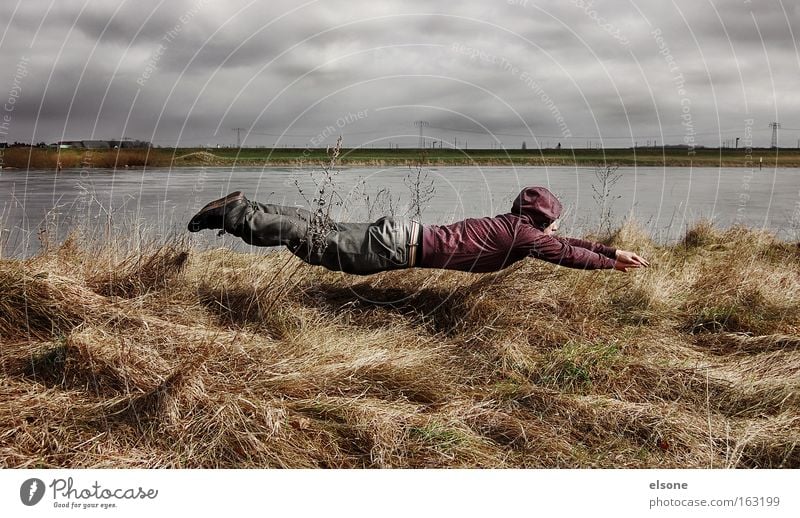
[555,236,617,259]
[523,233,649,272]
[555,236,650,270]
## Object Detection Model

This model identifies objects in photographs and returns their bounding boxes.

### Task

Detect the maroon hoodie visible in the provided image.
[419,186,618,272]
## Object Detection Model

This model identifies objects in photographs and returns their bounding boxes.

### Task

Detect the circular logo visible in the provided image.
[20,478,45,506]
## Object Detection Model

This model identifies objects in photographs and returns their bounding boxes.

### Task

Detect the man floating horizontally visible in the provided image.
[188,186,649,275]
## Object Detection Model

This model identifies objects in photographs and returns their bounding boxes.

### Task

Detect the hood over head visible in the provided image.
[510,186,563,229]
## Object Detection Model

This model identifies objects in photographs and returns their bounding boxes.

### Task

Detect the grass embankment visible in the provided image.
[1,221,799,468]
[3,146,800,169]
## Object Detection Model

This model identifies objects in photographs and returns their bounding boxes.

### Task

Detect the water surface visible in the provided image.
[1,165,798,257]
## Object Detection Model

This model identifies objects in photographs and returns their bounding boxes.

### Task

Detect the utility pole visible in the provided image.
[768,122,781,149]
[232,127,244,148]
[413,121,429,149]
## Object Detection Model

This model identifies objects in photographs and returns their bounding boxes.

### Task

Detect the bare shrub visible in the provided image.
[404,163,435,221]
[592,164,622,236]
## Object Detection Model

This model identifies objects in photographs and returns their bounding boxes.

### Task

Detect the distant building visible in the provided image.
[661,144,705,149]
[54,140,85,149]
[81,140,111,149]
[109,139,151,149]
[52,138,151,149]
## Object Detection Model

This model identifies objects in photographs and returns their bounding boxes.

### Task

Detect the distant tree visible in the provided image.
[521,141,527,150]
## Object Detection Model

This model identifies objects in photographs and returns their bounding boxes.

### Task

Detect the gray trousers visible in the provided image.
[228,201,422,276]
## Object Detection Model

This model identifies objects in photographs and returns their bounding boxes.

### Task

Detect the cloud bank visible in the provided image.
[1,0,797,148]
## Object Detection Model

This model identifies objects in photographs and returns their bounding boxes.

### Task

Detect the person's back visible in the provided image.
[419,186,623,272]
[420,213,530,272]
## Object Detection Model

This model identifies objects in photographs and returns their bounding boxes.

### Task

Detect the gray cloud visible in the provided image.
[1,0,797,148]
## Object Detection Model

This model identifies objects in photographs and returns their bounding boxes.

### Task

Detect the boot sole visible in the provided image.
[188,191,245,232]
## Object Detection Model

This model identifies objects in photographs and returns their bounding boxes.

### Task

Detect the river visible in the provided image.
[1,165,798,257]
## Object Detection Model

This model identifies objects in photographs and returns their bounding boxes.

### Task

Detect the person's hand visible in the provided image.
[614,249,649,272]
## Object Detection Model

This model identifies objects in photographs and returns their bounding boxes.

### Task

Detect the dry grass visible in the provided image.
[1,148,171,169]
[1,219,799,468]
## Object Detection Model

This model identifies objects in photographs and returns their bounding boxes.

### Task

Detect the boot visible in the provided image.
[187,191,249,232]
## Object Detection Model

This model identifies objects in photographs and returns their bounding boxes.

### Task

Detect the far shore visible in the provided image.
[2,146,799,170]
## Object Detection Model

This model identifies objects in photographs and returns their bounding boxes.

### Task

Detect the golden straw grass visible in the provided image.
[1,219,798,468]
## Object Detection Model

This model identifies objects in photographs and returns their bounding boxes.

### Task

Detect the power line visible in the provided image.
[426,123,745,140]
[246,128,393,138]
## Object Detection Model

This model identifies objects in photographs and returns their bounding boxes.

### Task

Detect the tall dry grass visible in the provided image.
[1,148,171,169]
[1,219,798,468]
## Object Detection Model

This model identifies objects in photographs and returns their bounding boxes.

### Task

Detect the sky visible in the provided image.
[0,0,798,149]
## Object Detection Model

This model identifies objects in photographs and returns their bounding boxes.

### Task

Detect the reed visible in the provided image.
[0,219,798,468]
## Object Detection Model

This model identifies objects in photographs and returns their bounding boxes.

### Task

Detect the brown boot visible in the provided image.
[187,191,248,232]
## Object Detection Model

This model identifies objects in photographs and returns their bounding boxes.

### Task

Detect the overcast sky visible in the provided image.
[1,0,798,148]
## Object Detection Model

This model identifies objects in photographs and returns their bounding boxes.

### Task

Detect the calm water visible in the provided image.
[1,165,799,257]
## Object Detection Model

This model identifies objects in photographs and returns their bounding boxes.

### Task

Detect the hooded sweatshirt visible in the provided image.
[419,186,617,272]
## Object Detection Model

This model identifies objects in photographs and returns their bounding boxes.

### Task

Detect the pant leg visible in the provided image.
[300,216,419,275]
[230,202,420,275]
[251,202,314,222]
[227,201,309,248]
